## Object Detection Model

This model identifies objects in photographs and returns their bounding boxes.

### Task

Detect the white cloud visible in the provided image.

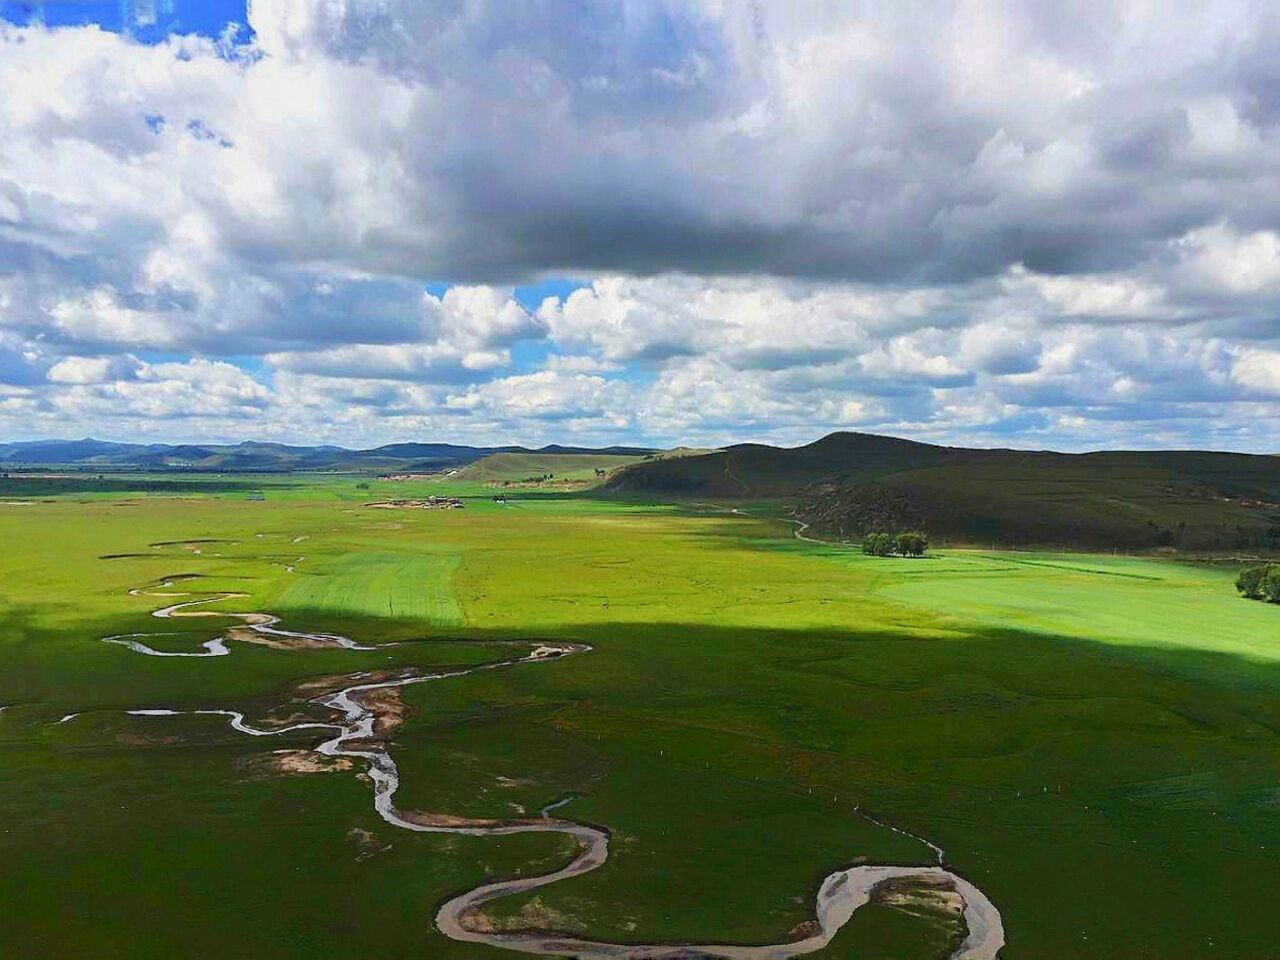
[1232,349,1280,396]
[427,286,546,348]
[538,274,943,368]
[1006,267,1168,319]
[0,3,1279,450]
[1177,225,1280,295]
[445,370,631,423]
[43,358,270,422]
[266,341,506,382]
[859,334,973,386]
[262,284,538,382]
[46,354,141,384]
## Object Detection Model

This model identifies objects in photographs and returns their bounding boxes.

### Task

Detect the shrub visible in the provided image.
[1265,566,1280,604]
[862,532,894,556]
[1237,564,1272,600]
[895,531,929,557]
[862,530,928,557]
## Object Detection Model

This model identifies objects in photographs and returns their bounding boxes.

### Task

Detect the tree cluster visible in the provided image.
[862,530,929,557]
[1236,563,1280,604]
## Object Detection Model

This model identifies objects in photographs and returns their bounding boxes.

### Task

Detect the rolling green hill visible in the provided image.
[602,433,971,497]
[449,451,646,484]
[798,452,1280,551]
[604,432,1280,551]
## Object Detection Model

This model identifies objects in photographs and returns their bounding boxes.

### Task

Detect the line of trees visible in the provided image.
[862,530,929,557]
[1236,563,1280,603]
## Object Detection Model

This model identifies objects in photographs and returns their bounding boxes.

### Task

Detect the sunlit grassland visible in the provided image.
[1,487,1278,958]
[875,549,1280,667]
[277,551,463,625]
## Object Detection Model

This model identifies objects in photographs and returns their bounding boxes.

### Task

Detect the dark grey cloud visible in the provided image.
[229,0,1280,284]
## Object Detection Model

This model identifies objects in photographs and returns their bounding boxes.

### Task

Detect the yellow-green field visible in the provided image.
[1,482,1278,958]
[277,551,463,624]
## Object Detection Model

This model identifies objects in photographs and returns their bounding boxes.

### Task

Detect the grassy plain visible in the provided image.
[1,478,1278,958]
[277,551,463,625]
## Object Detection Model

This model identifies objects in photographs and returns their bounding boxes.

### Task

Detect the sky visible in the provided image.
[1,2,1279,451]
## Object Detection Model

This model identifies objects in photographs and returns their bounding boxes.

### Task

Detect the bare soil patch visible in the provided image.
[787,920,821,941]
[230,626,334,650]
[871,874,965,918]
[463,897,588,935]
[294,669,413,699]
[352,685,410,736]
[399,809,543,829]
[238,749,354,779]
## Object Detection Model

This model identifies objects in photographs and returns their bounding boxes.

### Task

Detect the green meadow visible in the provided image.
[277,551,464,625]
[1,480,1278,958]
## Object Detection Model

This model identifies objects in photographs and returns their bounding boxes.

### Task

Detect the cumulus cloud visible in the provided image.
[43,358,270,424]
[46,354,141,384]
[958,323,1042,376]
[537,275,944,368]
[267,342,506,383]
[0,2,1279,449]
[1232,349,1280,396]
[445,370,631,424]
[265,285,541,382]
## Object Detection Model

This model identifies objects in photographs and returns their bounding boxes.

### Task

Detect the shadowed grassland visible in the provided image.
[1,491,1278,958]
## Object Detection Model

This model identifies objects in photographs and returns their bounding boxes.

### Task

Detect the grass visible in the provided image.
[277,551,463,625]
[1,486,1279,958]
[877,550,1280,668]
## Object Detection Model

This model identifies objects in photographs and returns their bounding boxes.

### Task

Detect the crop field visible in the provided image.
[2,480,1279,958]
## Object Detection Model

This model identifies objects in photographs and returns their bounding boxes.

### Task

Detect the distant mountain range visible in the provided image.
[604,432,1280,551]
[0,438,657,472]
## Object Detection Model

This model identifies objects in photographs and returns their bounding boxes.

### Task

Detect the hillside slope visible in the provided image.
[605,432,1280,551]
[450,452,645,484]
[801,449,1280,550]
[603,433,969,497]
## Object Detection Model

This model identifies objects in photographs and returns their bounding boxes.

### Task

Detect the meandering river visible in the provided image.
[105,578,1004,959]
